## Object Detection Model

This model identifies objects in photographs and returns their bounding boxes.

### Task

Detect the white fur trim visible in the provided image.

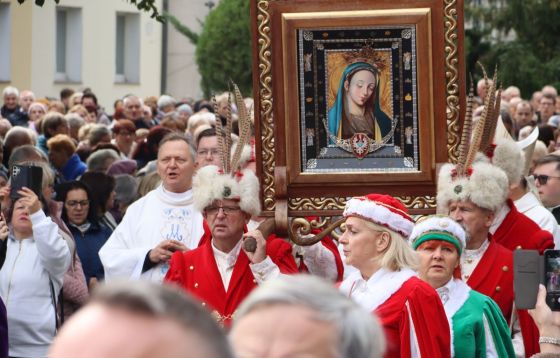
[493,139,524,185]
[193,165,261,216]
[339,268,417,312]
[437,162,508,213]
[409,216,466,250]
[343,198,414,237]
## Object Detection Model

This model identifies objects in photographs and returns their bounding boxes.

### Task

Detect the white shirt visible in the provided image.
[211,237,281,290]
[461,239,490,282]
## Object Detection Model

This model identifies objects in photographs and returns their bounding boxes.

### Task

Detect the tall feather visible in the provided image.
[223,91,233,174]
[483,86,502,153]
[477,68,498,154]
[230,82,252,172]
[456,79,475,175]
[213,95,227,172]
[464,99,488,169]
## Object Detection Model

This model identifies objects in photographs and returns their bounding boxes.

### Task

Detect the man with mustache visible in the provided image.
[438,160,540,356]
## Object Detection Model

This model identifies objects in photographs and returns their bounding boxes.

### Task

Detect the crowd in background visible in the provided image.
[1,81,560,358]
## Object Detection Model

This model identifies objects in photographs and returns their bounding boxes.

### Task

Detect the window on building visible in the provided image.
[0,3,11,82]
[55,7,82,82]
[115,13,140,83]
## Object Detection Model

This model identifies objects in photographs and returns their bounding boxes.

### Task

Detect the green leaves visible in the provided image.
[465,0,560,95]
[195,0,252,97]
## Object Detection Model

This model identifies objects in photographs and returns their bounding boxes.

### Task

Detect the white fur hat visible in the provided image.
[192,165,261,217]
[409,215,466,254]
[343,194,415,237]
[492,139,525,185]
[437,161,509,213]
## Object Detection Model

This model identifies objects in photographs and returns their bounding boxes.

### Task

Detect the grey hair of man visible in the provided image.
[87,124,111,148]
[157,94,176,109]
[234,275,386,358]
[114,174,139,205]
[93,280,233,358]
[86,148,120,172]
[8,145,47,174]
[65,113,86,131]
[158,132,196,162]
[122,94,144,107]
[2,86,19,98]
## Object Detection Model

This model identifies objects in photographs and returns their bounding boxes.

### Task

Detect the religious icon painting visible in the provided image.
[278,8,435,177]
[298,25,420,170]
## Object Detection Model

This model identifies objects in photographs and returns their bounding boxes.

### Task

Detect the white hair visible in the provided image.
[122,94,143,107]
[157,94,176,109]
[2,86,19,98]
[28,102,47,113]
[234,275,386,358]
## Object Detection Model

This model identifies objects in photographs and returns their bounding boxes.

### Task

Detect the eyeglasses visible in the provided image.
[205,205,241,216]
[65,200,90,208]
[197,149,220,157]
[534,174,560,186]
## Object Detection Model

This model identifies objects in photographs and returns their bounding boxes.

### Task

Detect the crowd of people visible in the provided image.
[0,80,558,358]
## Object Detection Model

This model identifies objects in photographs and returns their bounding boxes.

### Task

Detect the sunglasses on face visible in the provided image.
[534,174,560,185]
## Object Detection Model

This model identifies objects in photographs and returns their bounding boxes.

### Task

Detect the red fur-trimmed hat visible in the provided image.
[343,194,415,237]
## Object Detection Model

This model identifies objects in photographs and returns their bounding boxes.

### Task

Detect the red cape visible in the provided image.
[165,226,298,327]
[375,277,451,358]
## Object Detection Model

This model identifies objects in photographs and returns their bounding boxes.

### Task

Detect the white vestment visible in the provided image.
[99,185,204,282]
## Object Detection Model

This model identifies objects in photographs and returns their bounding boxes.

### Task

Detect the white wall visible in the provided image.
[0,0,162,112]
[166,0,219,101]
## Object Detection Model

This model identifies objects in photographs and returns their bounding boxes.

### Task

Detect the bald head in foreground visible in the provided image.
[230,275,385,358]
[50,281,233,358]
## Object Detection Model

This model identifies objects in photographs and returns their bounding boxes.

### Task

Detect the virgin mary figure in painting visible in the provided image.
[327,61,393,143]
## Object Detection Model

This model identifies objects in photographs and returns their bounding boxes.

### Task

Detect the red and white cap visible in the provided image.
[343,194,415,237]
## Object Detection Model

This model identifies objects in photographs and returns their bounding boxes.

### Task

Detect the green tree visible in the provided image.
[195,0,252,98]
[465,0,560,95]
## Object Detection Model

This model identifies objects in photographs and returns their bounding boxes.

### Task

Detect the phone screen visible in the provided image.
[545,250,560,311]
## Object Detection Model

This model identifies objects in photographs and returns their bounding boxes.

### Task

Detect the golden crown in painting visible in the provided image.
[342,41,386,71]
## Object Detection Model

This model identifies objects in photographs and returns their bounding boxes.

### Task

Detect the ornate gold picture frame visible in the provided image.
[250,0,465,228]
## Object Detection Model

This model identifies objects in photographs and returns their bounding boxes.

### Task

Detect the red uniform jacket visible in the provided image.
[375,277,451,358]
[467,238,540,356]
[165,235,298,327]
[494,200,554,254]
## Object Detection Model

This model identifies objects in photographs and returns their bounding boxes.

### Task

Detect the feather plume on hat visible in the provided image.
[437,65,509,213]
[192,82,261,216]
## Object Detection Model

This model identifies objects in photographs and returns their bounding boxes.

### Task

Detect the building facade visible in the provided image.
[0,0,162,111]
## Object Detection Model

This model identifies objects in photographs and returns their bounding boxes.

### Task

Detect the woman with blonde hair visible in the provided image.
[338,193,450,357]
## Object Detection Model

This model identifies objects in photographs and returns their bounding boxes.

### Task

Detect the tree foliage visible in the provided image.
[19,0,163,21]
[465,0,560,96]
[162,13,200,45]
[195,0,252,98]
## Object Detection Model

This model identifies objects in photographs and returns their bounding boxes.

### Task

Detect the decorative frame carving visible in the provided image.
[251,0,464,224]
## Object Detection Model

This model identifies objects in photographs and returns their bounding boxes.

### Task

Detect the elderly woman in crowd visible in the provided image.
[47,134,86,181]
[111,119,136,158]
[0,178,71,357]
[58,181,112,290]
[28,102,47,133]
[409,215,515,357]
[337,193,450,357]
